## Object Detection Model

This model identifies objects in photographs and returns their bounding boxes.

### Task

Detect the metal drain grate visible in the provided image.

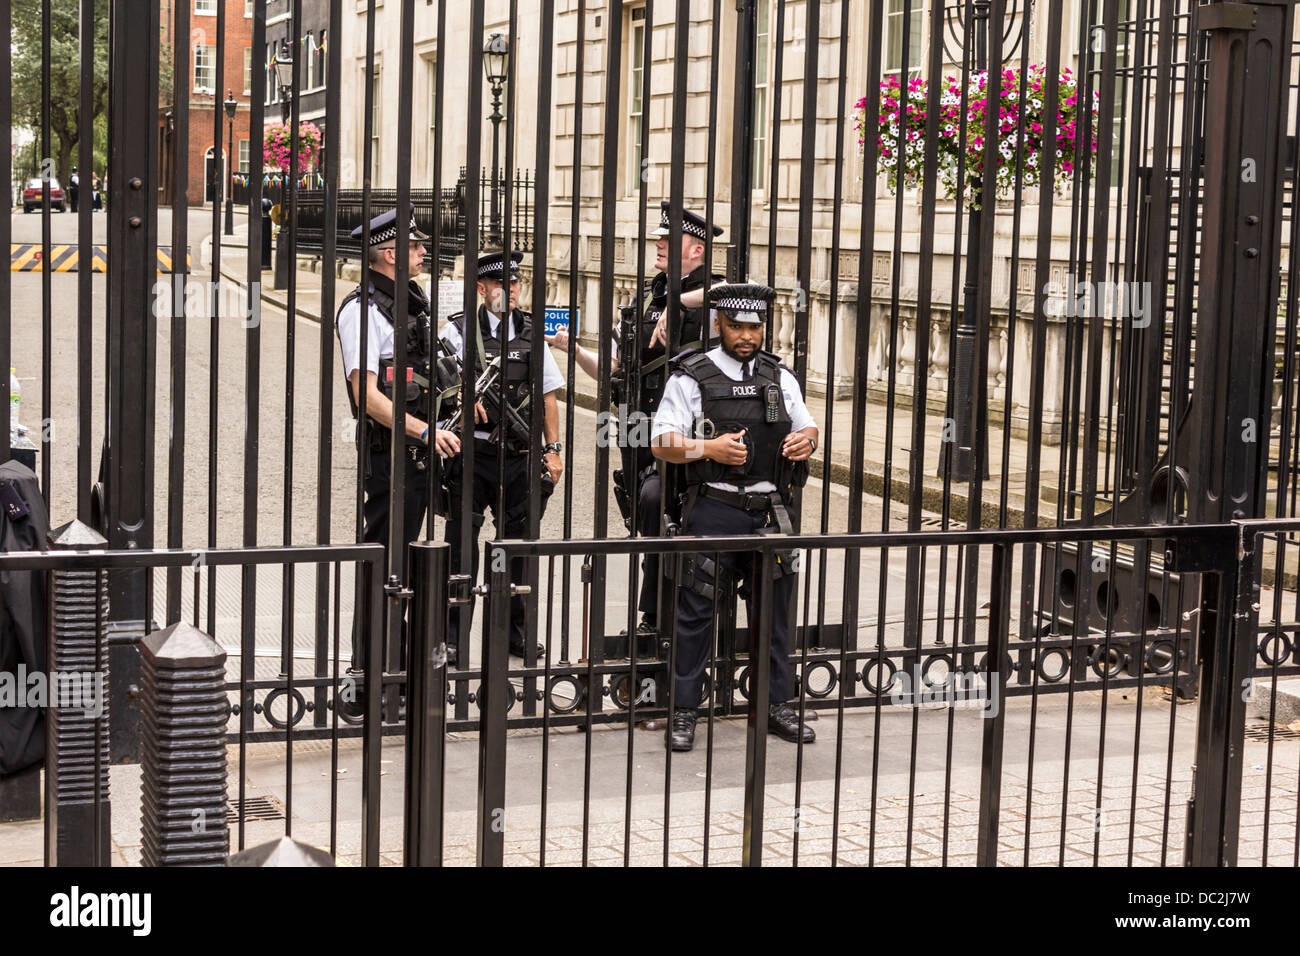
[1244,723,1300,742]
[227,795,287,823]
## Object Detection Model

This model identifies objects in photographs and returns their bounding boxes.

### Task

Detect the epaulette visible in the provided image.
[670,348,712,377]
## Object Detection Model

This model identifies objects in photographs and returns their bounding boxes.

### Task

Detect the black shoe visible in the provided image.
[669,708,697,751]
[509,640,546,659]
[768,703,815,744]
[636,615,657,637]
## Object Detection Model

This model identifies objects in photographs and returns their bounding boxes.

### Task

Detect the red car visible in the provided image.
[22,177,65,213]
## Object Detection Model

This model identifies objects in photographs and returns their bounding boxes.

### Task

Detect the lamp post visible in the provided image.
[938,0,1031,483]
[273,38,294,289]
[482,33,509,249]
[223,90,237,236]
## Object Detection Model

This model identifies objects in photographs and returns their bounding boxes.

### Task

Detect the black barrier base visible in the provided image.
[108,627,146,764]
[48,801,111,867]
[0,764,41,822]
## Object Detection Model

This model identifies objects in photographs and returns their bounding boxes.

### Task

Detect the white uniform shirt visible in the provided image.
[336,295,394,378]
[651,346,816,493]
[438,308,566,440]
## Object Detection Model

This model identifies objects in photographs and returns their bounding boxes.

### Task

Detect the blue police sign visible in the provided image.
[544,307,576,337]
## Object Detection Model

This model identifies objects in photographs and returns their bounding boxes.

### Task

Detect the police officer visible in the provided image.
[439,249,566,663]
[336,206,460,684]
[548,201,722,640]
[650,282,818,752]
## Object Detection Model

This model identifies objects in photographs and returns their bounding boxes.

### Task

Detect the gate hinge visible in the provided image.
[448,573,474,605]
[384,574,413,601]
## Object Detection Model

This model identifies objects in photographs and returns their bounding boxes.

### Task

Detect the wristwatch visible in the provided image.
[543,441,563,456]
[807,435,817,454]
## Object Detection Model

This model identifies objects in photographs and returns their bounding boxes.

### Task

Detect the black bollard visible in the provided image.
[227,836,334,867]
[44,520,111,866]
[260,197,273,270]
[139,622,229,866]
[404,542,450,866]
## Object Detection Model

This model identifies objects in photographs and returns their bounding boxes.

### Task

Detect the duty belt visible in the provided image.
[694,484,794,535]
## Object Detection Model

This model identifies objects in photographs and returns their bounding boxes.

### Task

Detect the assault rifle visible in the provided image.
[609,301,638,407]
[435,334,534,452]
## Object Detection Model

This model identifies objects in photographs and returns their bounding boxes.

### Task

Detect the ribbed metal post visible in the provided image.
[139,622,229,866]
[44,519,111,867]
[228,836,334,867]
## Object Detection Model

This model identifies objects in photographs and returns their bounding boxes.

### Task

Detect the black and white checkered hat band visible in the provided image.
[714,297,769,312]
[367,218,420,246]
[658,211,709,240]
[480,260,519,277]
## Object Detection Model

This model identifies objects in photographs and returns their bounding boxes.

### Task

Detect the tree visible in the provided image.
[10,0,110,185]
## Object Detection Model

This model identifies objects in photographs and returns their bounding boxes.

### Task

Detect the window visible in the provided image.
[753,0,770,190]
[317,30,328,90]
[245,0,254,16]
[1109,0,1131,165]
[195,0,216,14]
[370,70,382,181]
[265,45,277,106]
[193,43,215,93]
[625,5,646,194]
[425,55,437,180]
[885,0,923,76]
[239,138,250,173]
[243,47,252,94]
[305,34,315,90]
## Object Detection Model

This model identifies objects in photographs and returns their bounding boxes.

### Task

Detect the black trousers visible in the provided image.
[444,446,549,651]
[352,443,430,672]
[672,495,794,710]
[620,443,663,617]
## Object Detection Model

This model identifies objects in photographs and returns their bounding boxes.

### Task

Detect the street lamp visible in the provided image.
[273,39,294,123]
[223,90,237,236]
[273,37,294,289]
[939,0,1032,483]
[483,32,509,248]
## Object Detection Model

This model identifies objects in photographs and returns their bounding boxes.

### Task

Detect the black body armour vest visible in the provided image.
[450,305,535,435]
[635,265,718,418]
[675,349,792,489]
[337,274,433,442]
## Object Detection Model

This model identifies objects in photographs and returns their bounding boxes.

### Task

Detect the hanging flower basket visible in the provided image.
[855,66,1099,209]
[262,121,323,175]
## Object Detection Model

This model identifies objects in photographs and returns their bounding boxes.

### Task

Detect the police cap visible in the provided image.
[649,201,724,241]
[476,249,524,282]
[707,282,775,325]
[350,205,430,247]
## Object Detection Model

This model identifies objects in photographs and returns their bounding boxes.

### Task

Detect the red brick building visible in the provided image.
[159,0,255,207]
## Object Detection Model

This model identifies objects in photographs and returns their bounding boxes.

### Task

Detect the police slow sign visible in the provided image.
[544,307,576,337]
